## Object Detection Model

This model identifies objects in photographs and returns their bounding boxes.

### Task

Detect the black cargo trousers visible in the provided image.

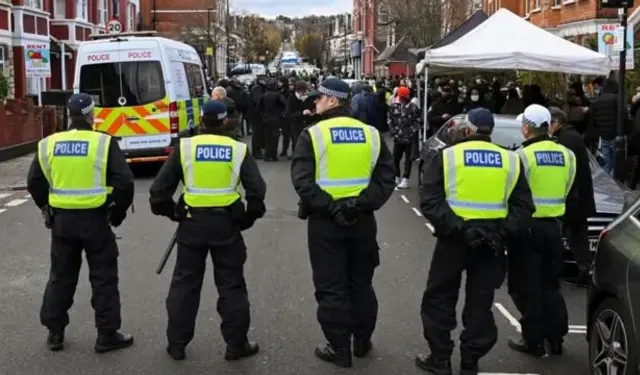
[40,210,122,334]
[508,219,568,345]
[307,213,380,349]
[166,209,250,347]
[420,236,505,363]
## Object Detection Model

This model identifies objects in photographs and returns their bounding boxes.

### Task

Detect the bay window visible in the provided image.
[98,0,107,26]
[76,0,88,21]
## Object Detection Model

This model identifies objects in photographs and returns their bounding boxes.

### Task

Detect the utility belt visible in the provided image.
[177,197,244,222]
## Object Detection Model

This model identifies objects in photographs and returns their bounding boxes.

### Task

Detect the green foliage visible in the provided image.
[517,71,565,99]
[0,72,8,101]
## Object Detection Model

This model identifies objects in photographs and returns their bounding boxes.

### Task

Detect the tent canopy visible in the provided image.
[417,8,610,76]
[409,10,489,60]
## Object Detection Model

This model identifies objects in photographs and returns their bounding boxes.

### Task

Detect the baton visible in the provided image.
[156,228,178,274]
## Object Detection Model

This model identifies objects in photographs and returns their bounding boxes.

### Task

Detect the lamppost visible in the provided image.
[225,0,230,75]
[614,3,629,181]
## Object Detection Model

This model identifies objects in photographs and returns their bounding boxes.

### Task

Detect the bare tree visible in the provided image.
[181,11,227,74]
[235,14,281,62]
[380,0,443,47]
[441,0,474,35]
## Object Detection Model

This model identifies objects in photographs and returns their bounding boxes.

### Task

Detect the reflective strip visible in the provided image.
[40,133,109,196]
[515,148,530,180]
[309,125,380,188]
[444,147,517,211]
[533,197,565,205]
[182,138,246,195]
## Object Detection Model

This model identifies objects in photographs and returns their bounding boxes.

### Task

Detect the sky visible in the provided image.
[232,0,351,18]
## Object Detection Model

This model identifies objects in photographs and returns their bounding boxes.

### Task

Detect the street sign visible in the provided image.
[107,19,123,34]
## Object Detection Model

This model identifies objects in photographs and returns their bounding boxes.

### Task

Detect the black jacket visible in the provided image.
[27,125,135,218]
[286,93,314,129]
[427,98,461,132]
[149,129,266,219]
[554,126,596,219]
[589,79,619,140]
[419,134,534,238]
[291,107,396,215]
[258,90,287,121]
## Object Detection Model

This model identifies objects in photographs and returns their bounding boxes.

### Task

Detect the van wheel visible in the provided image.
[589,297,638,375]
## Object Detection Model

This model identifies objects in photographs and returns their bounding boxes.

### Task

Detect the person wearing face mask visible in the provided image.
[388,86,421,188]
[464,88,488,113]
[291,78,395,368]
[427,86,459,136]
[287,80,314,154]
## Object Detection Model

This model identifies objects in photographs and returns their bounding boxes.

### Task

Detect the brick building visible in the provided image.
[484,0,639,46]
[138,0,228,76]
[0,0,136,99]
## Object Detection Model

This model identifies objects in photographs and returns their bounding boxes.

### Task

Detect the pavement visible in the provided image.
[0,143,591,375]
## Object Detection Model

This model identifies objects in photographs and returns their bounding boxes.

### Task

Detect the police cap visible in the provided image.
[307,78,351,101]
[67,93,95,116]
[466,108,495,130]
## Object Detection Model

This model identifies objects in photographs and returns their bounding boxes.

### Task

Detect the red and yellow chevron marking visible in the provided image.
[93,99,170,136]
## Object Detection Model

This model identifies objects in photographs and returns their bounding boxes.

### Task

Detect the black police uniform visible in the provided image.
[417,110,534,374]
[149,100,267,361]
[507,134,574,356]
[291,81,396,368]
[249,77,266,157]
[26,93,135,353]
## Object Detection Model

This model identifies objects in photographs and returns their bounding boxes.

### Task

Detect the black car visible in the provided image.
[418,114,637,275]
[587,196,640,375]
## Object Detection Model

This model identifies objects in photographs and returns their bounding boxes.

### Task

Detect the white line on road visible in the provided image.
[494,303,522,333]
[0,193,11,199]
[425,222,435,233]
[569,329,587,334]
[569,325,587,329]
[4,199,28,207]
[412,207,423,217]
[0,209,6,214]
[400,194,410,204]
[479,373,540,375]
[23,194,31,199]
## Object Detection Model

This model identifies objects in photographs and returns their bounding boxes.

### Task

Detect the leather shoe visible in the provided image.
[95,331,134,353]
[166,346,186,360]
[47,330,64,352]
[507,338,547,357]
[314,343,352,367]
[353,337,372,358]
[225,341,260,361]
[414,354,452,375]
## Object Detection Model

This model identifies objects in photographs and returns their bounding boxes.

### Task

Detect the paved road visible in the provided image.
[0,149,591,375]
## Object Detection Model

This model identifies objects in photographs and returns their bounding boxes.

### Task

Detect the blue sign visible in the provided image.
[53,141,89,156]
[330,127,366,144]
[534,151,565,166]
[195,145,233,161]
[463,150,503,167]
[351,41,361,58]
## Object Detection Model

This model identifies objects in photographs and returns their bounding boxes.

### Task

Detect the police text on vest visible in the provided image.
[330,127,366,144]
[53,141,89,156]
[534,151,565,166]
[195,145,233,162]
[463,150,503,167]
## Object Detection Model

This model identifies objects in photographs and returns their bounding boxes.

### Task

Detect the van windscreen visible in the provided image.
[79,61,165,108]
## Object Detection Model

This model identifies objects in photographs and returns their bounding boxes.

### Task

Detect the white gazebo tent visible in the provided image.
[416,8,611,139]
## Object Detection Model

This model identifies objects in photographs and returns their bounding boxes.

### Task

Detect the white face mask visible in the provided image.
[470,95,479,102]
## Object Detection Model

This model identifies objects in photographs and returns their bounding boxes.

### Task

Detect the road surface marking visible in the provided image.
[0,209,6,215]
[412,207,422,217]
[400,194,410,203]
[494,303,522,333]
[0,193,11,199]
[569,325,587,329]
[425,222,435,233]
[23,194,31,199]
[5,199,28,207]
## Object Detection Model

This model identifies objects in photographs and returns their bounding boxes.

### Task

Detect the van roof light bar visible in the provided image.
[88,31,158,40]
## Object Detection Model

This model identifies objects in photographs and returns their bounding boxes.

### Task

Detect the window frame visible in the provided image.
[127,3,135,31]
[76,0,88,21]
[524,0,530,14]
[98,0,108,26]
[54,0,65,18]
[26,0,43,10]
[0,46,5,75]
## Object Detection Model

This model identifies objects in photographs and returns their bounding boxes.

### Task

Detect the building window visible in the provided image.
[554,0,561,5]
[0,46,5,75]
[76,0,88,21]
[98,0,107,25]
[26,0,43,9]
[127,3,135,31]
[54,0,66,18]
[524,0,529,14]
[377,6,389,24]
[26,77,45,96]
[534,0,540,8]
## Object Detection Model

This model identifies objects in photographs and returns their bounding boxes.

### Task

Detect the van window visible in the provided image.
[183,63,205,97]
[79,61,166,108]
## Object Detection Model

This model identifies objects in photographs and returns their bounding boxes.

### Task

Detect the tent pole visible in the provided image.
[422,66,429,142]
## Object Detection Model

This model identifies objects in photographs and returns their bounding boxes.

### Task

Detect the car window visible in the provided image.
[491,122,524,150]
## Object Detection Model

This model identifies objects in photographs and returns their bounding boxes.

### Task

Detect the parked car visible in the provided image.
[417,114,637,276]
[587,196,640,375]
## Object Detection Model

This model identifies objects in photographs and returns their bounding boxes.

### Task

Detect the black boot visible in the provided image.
[546,339,563,355]
[507,338,547,357]
[314,343,352,368]
[166,345,186,361]
[94,331,134,353]
[414,354,452,375]
[47,330,64,352]
[460,360,479,375]
[353,337,372,358]
[225,341,260,361]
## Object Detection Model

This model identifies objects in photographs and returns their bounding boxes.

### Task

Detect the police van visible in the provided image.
[73,31,208,163]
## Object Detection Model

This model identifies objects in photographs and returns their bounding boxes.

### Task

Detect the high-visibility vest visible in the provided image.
[516,140,576,218]
[180,134,247,207]
[37,130,109,209]
[442,140,520,220]
[308,116,381,199]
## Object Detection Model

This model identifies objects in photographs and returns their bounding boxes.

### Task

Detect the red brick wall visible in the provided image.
[139,0,218,33]
[0,99,57,148]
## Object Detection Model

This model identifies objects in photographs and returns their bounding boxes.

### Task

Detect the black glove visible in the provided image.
[463,226,487,249]
[485,231,506,255]
[174,203,189,222]
[239,213,257,231]
[246,199,266,219]
[297,201,309,220]
[328,200,357,227]
[109,210,126,227]
[343,198,363,222]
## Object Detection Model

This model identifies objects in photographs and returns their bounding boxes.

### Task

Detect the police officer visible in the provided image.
[26,93,135,353]
[258,78,288,161]
[417,108,534,375]
[507,104,575,357]
[291,78,396,368]
[149,100,267,361]
[250,75,267,158]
